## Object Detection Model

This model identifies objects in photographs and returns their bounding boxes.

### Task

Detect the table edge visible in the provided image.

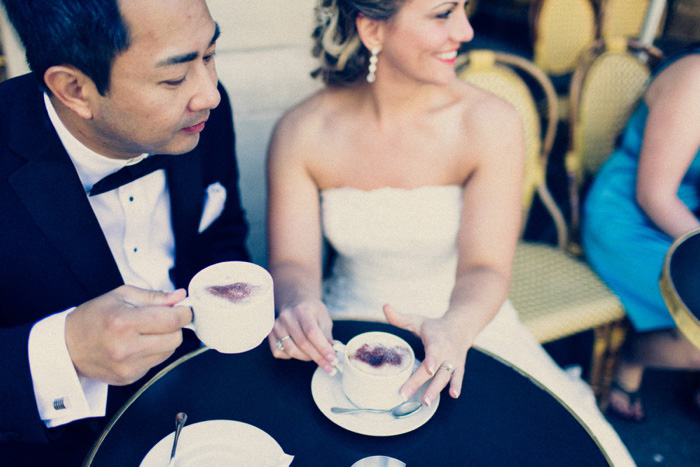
[82,346,209,467]
[474,345,612,466]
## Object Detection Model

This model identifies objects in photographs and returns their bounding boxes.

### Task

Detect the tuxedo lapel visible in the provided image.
[166,149,203,288]
[8,80,123,295]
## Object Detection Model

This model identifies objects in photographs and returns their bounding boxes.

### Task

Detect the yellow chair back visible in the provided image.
[599,0,666,41]
[575,39,650,174]
[531,0,597,76]
[566,37,663,234]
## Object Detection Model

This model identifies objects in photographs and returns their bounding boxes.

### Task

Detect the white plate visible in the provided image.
[140,420,294,467]
[311,361,439,436]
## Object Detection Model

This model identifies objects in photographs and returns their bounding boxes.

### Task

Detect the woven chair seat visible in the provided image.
[510,242,625,343]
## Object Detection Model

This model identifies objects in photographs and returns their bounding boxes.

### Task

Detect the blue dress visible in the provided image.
[582,49,700,332]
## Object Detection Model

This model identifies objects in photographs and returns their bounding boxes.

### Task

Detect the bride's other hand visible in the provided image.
[384,304,468,406]
[267,298,338,374]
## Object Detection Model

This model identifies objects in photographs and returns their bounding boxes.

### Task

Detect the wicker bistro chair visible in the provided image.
[562,38,663,402]
[529,0,597,77]
[456,50,628,402]
[566,38,664,240]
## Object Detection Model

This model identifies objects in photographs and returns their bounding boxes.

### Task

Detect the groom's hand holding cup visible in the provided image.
[65,286,193,386]
[65,262,274,386]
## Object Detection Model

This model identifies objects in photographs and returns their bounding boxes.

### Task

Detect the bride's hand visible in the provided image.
[267,298,338,374]
[383,304,470,406]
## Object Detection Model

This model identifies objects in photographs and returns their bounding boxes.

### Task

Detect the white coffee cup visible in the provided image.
[333,331,415,410]
[178,261,274,353]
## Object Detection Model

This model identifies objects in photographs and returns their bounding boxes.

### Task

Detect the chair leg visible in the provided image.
[599,320,628,410]
[589,319,628,410]
[589,325,611,400]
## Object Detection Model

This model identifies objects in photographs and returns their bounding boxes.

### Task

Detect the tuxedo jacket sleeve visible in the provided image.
[0,74,249,457]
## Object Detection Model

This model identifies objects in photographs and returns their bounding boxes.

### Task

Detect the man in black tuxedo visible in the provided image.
[0,0,250,464]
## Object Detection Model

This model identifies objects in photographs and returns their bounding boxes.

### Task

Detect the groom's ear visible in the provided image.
[356,14,384,51]
[44,65,99,120]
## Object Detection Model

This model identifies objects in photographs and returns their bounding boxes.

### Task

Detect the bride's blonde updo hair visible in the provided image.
[312,0,403,85]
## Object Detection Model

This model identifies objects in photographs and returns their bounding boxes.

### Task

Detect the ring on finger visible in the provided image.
[439,362,455,374]
[275,335,291,351]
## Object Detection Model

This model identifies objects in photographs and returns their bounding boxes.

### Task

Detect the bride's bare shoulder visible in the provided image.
[272,87,352,145]
[268,86,356,167]
[449,80,522,139]
[452,79,515,115]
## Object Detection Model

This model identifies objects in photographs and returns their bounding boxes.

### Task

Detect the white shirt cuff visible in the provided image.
[28,309,108,427]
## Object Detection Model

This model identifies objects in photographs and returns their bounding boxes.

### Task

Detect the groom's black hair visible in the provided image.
[2,0,131,95]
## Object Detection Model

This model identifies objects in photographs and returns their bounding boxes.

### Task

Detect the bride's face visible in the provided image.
[378,0,474,85]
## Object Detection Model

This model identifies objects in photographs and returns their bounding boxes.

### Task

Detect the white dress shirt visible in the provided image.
[28,94,176,427]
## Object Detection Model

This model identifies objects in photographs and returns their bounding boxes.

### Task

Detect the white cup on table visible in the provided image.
[333,331,415,410]
[178,261,274,354]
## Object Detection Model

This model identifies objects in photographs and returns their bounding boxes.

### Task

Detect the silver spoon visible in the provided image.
[169,412,188,466]
[331,401,422,418]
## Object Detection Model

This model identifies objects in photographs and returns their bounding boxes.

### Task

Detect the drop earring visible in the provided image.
[367,47,379,83]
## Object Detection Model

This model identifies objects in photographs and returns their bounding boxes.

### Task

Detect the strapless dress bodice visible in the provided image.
[321,185,462,319]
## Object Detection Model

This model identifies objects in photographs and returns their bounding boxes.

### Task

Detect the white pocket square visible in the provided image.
[199,182,227,233]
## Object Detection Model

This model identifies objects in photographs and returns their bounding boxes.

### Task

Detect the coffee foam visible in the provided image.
[206,282,261,303]
[190,271,271,308]
[348,340,412,376]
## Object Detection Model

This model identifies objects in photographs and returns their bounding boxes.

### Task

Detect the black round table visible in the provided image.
[84,321,610,466]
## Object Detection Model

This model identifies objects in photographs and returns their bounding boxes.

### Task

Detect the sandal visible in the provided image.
[606,381,646,422]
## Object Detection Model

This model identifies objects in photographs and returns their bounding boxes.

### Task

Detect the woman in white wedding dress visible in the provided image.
[266,0,633,464]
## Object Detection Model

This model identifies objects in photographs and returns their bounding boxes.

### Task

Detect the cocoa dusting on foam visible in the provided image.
[206,282,258,303]
[352,343,407,368]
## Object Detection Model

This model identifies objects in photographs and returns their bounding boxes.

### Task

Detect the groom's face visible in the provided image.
[87,0,221,160]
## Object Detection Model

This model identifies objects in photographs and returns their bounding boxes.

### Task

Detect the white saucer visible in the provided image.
[311,361,439,437]
[140,420,294,467]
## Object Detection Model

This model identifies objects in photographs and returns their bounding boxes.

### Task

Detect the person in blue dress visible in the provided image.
[583,45,700,421]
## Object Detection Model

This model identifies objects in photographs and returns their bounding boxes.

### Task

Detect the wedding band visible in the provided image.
[439,362,455,373]
[275,335,291,350]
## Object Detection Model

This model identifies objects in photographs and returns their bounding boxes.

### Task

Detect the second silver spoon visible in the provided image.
[331,401,422,418]
[169,412,188,466]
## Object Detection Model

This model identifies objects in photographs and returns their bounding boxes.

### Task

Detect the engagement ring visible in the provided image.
[275,335,291,350]
[439,362,455,373]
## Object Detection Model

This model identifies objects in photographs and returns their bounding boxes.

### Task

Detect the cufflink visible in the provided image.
[53,397,70,410]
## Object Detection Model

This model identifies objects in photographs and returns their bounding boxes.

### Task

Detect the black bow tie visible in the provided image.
[89,155,170,196]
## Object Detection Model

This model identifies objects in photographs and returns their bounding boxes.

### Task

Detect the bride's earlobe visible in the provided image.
[355,13,384,52]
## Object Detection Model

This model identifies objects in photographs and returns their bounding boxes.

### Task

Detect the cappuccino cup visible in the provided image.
[179,261,274,353]
[333,332,415,410]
